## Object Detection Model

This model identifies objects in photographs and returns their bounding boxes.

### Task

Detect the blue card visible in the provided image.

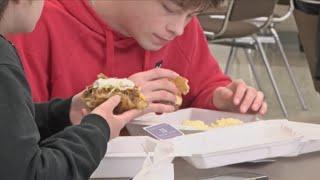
[143,123,184,140]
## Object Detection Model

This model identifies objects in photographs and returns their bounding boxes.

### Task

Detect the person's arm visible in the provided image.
[34,99,73,140]
[181,18,267,114]
[7,12,51,102]
[0,64,109,180]
[178,18,231,110]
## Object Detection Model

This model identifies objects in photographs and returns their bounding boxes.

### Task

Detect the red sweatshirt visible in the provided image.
[9,0,231,110]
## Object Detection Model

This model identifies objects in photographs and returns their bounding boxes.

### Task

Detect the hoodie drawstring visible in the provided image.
[66,0,151,77]
[104,30,115,76]
[144,51,151,70]
[105,30,151,75]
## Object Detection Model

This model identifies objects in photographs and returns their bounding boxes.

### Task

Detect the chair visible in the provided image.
[198,0,307,117]
[252,0,307,111]
[294,7,320,92]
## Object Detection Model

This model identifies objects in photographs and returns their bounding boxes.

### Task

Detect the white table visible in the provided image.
[90,117,320,180]
[91,151,320,180]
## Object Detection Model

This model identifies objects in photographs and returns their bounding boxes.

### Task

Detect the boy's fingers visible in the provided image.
[239,87,257,113]
[115,109,142,124]
[146,103,175,114]
[98,95,121,112]
[259,102,268,115]
[144,90,177,104]
[142,68,179,81]
[233,82,247,105]
[251,91,264,111]
[140,78,178,94]
[81,108,89,116]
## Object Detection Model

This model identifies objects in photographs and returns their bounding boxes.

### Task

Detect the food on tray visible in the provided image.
[182,120,211,130]
[182,118,244,130]
[81,73,148,114]
[169,76,190,106]
[211,118,244,128]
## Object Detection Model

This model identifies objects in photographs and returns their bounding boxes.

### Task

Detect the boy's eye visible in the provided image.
[187,14,193,18]
[162,3,174,13]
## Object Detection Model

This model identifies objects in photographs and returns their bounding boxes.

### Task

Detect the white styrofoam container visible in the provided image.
[285,121,320,154]
[90,136,157,178]
[127,108,257,135]
[169,120,302,169]
[91,120,320,177]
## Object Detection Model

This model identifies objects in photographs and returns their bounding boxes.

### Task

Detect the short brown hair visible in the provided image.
[170,0,224,12]
[0,0,9,19]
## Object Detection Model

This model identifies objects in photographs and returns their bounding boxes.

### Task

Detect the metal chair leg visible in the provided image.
[253,35,288,118]
[270,27,308,110]
[243,48,263,91]
[225,42,237,74]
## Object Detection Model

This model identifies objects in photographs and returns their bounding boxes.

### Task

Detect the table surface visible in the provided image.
[92,140,320,180]
[92,151,320,180]
[93,119,320,180]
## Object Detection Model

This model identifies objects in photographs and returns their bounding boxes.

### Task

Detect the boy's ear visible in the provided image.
[10,0,21,4]
[12,0,25,4]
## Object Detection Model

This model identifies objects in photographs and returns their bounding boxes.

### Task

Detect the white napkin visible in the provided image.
[133,141,175,180]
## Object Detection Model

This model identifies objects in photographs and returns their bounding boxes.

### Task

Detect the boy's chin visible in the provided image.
[140,42,164,51]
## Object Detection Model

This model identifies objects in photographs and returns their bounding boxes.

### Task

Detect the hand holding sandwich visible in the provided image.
[212,79,267,115]
[75,69,189,133]
[129,68,183,113]
[70,93,143,139]
[90,95,143,139]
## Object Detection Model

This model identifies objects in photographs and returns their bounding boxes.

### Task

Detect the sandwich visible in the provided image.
[81,73,190,114]
[81,74,148,114]
[169,76,190,107]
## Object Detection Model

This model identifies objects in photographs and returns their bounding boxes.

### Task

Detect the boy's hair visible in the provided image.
[0,0,9,19]
[171,0,224,12]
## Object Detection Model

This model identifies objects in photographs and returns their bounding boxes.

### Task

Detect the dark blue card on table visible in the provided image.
[143,123,184,140]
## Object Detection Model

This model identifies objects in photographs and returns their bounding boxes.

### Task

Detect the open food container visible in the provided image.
[127,108,258,135]
[285,121,320,154]
[92,119,320,178]
[90,136,158,178]
[168,120,303,169]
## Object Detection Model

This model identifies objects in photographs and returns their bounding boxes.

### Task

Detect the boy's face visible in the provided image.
[25,0,44,32]
[13,0,44,33]
[95,0,200,51]
[125,0,199,51]
[0,0,44,34]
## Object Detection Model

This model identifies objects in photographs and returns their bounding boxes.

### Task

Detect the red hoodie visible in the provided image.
[9,0,231,110]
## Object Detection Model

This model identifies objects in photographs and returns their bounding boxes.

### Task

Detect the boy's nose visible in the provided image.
[166,20,185,37]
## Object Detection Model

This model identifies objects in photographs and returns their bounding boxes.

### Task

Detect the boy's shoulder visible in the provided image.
[0,37,21,67]
[41,0,69,18]
[43,0,65,13]
[46,0,65,9]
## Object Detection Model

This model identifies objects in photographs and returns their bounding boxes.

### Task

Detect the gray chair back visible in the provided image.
[278,0,291,5]
[229,0,278,21]
[202,0,278,38]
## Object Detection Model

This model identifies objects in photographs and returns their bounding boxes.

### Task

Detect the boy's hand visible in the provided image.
[70,91,87,125]
[70,68,180,125]
[212,79,267,115]
[129,68,179,113]
[90,95,143,139]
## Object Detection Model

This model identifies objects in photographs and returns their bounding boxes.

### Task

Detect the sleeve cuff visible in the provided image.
[49,97,73,129]
[81,114,111,141]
